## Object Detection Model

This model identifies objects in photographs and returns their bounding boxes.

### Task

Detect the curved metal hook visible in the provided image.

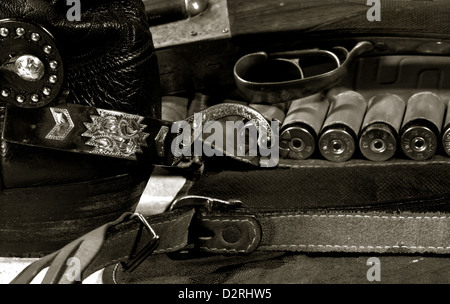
[234,41,374,104]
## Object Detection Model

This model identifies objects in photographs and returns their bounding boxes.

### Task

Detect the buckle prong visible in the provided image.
[131,213,158,239]
[168,195,243,212]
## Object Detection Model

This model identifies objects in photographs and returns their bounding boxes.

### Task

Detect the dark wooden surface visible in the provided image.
[227,0,450,42]
[227,0,368,38]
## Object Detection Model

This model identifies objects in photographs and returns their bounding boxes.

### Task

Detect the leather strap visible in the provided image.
[254,210,450,254]
[195,208,450,255]
[10,198,450,283]
[2,102,274,167]
[2,103,177,166]
[10,208,195,284]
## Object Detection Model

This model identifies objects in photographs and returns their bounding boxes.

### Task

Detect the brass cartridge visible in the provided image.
[279,93,329,160]
[187,93,215,117]
[249,103,286,124]
[400,92,446,161]
[442,99,450,156]
[359,94,406,162]
[319,90,367,162]
[161,95,189,122]
[234,104,285,157]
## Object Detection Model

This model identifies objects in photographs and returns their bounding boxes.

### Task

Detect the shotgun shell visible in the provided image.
[400,92,446,160]
[319,91,367,162]
[187,93,215,117]
[249,104,286,124]
[280,93,329,160]
[237,104,285,158]
[442,99,450,156]
[359,94,406,161]
[161,95,189,122]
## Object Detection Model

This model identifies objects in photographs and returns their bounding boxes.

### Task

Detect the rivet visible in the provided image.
[31,94,40,102]
[43,45,53,54]
[1,89,10,97]
[221,225,241,243]
[31,32,41,42]
[185,0,209,17]
[375,41,387,52]
[16,27,25,36]
[42,87,51,96]
[49,75,58,84]
[16,95,25,103]
[0,28,9,37]
[49,60,58,70]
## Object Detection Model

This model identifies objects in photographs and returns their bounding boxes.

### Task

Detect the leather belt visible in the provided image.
[0,19,277,168]
[10,208,196,284]
[2,101,275,167]
[2,102,177,166]
[11,195,450,283]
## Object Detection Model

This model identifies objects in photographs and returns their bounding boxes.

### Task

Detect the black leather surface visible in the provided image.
[0,1,161,256]
[0,0,161,117]
[0,0,161,189]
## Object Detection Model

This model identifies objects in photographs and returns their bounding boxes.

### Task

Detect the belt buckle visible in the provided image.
[121,212,160,272]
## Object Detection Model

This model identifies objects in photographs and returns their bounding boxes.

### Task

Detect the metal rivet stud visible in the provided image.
[16,95,25,103]
[43,45,53,54]
[16,28,25,36]
[31,32,40,42]
[49,60,58,70]
[42,87,51,96]
[1,89,10,97]
[49,75,58,84]
[31,94,40,102]
[0,28,9,37]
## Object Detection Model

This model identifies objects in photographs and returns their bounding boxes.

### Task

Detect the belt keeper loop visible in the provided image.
[168,195,262,255]
[195,214,262,255]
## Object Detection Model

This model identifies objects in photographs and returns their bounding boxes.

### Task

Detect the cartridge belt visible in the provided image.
[11,195,450,284]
